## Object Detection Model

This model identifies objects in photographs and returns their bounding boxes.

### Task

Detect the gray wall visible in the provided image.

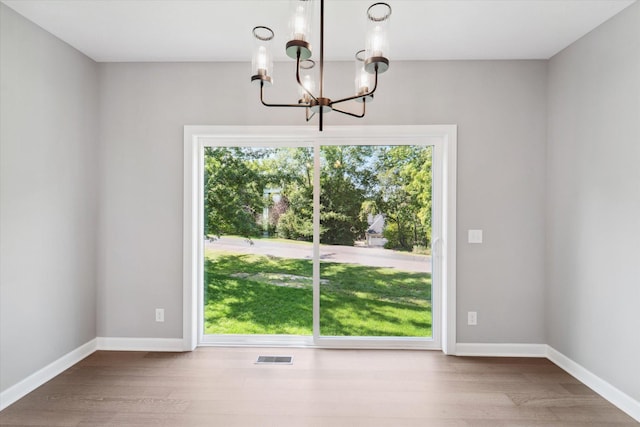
[3,0,638,406]
[0,0,553,395]
[0,4,99,392]
[97,60,548,344]
[546,2,640,401]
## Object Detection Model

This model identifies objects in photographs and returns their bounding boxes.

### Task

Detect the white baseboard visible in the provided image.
[96,337,185,352]
[455,342,547,357]
[455,343,639,422]
[0,338,97,411]
[0,337,185,411]
[3,339,637,423]
[547,345,640,423]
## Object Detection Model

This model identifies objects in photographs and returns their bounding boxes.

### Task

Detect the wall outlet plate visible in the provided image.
[467,311,478,325]
[155,308,165,322]
[468,229,483,244]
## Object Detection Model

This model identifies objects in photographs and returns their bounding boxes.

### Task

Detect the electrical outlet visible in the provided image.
[468,229,483,244]
[467,311,477,326]
[155,308,165,322]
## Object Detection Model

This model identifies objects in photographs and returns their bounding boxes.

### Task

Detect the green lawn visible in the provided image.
[204,249,432,337]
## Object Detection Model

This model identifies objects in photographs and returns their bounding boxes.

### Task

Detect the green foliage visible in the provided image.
[203,144,432,249]
[382,221,401,249]
[277,207,313,241]
[319,146,372,245]
[375,146,433,251]
[270,148,314,240]
[203,147,266,238]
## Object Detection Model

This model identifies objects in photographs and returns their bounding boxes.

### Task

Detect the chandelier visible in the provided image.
[251,0,392,131]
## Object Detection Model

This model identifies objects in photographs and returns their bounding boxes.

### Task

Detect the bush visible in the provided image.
[277,211,313,241]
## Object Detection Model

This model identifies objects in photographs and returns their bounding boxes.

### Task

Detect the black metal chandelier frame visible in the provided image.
[251,0,391,131]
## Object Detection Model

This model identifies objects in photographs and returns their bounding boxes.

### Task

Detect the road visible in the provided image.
[205,236,431,273]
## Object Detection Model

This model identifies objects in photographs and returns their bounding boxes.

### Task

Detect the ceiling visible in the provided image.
[2,0,636,62]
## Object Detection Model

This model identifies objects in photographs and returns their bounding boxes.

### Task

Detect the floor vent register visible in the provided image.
[255,355,293,365]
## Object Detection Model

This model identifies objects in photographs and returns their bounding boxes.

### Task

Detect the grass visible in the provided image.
[204,249,432,337]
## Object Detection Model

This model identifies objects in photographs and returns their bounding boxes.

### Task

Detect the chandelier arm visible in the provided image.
[295,51,318,102]
[329,67,379,106]
[260,81,310,108]
[306,108,316,122]
[332,102,366,119]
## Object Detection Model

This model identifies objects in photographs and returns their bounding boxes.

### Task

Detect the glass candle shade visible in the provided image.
[251,26,274,85]
[298,59,316,103]
[289,0,313,42]
[354,50,373,102]
[364,2,391,74]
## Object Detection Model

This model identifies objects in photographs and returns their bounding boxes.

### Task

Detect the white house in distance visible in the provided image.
[366,213,387,247]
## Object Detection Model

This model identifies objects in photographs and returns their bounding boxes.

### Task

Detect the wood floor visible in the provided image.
[1,347,637,426]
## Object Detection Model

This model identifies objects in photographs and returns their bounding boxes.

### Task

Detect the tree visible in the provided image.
[374,146,432,251]
[319,146,373,245]
[270,148,314,241]
[203,147,266,238]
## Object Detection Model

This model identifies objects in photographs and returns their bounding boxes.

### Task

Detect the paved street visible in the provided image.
[205,236,431,273]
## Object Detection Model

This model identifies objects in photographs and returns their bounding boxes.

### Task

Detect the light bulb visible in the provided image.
[371,26,383,56]
[358,69,370,92]
[256,46,267,71]
[303,75,313,92]
[294,6,306,40]
[299,74,315,101]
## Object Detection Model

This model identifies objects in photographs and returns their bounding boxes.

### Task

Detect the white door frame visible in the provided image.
[182,125,457,353]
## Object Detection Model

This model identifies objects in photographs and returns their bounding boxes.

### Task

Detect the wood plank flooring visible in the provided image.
[1,347,637,426]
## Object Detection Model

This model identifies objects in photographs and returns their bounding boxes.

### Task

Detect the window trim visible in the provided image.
[183,125,457,353]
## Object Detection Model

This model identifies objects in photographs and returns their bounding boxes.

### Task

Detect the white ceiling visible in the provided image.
[2,0,636,62]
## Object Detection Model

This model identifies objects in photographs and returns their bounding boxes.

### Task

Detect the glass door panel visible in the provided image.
[203,146,314,336]
[318,145,433,338]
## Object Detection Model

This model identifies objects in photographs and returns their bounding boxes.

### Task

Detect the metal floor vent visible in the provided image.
[255,355,293,365]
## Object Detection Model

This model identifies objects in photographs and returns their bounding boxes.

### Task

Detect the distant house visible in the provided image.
[366,214,388,247]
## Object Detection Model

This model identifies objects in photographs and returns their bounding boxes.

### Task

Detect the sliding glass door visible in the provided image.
[195,127,445,349]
